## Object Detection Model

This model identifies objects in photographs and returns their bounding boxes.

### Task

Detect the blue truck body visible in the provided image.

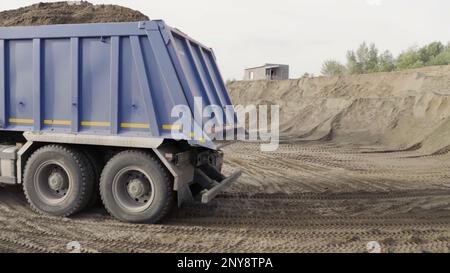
[0,20,233,148]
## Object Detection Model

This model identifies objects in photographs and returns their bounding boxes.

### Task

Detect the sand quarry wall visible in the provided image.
[228,65,450,155]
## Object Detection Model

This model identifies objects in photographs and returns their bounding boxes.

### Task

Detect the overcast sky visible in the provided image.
[2,0,449,79]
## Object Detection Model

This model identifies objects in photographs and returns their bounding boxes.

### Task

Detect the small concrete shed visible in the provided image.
[243,63,289,81]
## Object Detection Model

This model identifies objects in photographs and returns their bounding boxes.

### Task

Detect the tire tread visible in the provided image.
[23,145,94,217]
[99,150,174,223]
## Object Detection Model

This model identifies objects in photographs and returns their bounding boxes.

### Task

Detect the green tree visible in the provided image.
[346,51,362,74]
[321,60,346,76]
[366,43,379,73]
[378,50,396,72]
[419,42,444,65]
[355,42,371,73]
[346,42,379,74]
[322,40,450,78]
[396,42,446,70]
[430,50,450,66]
[396,47,423,70]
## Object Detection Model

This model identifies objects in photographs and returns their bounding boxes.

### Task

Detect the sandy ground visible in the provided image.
[2,140,450,253]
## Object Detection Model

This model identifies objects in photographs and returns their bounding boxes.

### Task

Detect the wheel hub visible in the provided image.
[112,167,155,213]
[48,171,66,191]
[127,179,148,199]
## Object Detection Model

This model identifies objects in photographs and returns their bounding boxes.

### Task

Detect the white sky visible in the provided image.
[2,0,449,79]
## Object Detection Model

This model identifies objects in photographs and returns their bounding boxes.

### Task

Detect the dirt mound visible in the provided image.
[0,1,148,27]
[228,65,450,155]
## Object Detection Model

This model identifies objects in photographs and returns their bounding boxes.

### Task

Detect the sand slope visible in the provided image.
[228,65,450,155]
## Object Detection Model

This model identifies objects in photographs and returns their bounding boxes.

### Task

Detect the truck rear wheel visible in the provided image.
[23,145,95,217]
[99,151,174,223]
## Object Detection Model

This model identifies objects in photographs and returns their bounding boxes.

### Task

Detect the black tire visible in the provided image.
[83,149,103,208]
[23,145,95,217]
[100,150,174,223]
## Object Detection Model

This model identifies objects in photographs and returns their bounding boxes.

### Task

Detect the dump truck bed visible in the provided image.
[0,20,233,148]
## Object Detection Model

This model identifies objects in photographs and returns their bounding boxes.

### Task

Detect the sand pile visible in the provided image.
[228,65,450,155]
[0,1,148,27]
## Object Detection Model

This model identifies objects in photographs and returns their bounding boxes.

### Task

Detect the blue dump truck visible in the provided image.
[0,20,241,223]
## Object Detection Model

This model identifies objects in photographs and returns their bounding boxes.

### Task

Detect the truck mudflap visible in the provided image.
[200,169,242,204]
[153,144,241,206]
[191,149,241,203]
